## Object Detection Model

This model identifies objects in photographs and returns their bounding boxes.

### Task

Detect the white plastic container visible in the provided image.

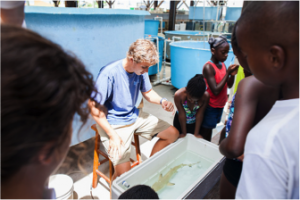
[112,134,225,199]
[175,24,180,30]
[49,174,74,200]
[180,22,186,31]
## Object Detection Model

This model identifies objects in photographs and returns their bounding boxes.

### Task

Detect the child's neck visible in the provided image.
[210,57,221,64]
[280,80,299,100]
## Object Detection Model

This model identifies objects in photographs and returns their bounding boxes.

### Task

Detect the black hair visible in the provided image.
[231,22,239,52]
[186,74,206,99]
[208,35,229,50]
[238,1,298,49]
[1,24,98,182]
[119,185,159,199]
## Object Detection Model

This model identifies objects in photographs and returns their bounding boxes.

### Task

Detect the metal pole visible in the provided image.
[215,0,219,32]
[168,1,177,30]
[190,1,194,6]
[154,1,158,10]
[203,0,205,32]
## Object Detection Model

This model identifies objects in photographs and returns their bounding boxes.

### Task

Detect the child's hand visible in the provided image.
[230,67,239,76]
[179,133,187,138]
[194,134,203,139]
[227,64,239,75]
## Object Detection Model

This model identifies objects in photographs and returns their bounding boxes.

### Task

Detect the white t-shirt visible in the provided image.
[236,99,299,199]
[0,0,25,9]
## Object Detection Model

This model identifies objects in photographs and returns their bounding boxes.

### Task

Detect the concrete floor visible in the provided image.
[53,66,226,199]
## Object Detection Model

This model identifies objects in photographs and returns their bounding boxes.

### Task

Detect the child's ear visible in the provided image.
[269,45,285,70]
[38,142,56,166]
[211,48,215,55]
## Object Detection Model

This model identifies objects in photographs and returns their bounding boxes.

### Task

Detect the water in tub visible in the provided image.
[143,150,214,199]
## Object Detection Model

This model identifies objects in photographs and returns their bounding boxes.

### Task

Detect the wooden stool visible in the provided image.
[91,124,142,192]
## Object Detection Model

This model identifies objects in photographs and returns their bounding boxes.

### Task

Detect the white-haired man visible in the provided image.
[89,39,179,179]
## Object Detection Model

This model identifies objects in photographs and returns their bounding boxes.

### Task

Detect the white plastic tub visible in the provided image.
[49,174,74,199]
[112,134,225,199]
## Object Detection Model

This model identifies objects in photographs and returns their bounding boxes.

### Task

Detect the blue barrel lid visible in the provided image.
[170,41,233,52]
[164,30,210,36]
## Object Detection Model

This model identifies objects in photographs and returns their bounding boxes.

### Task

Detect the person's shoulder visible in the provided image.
[99,60,122,77]
[238,76,279,99]
[204,91,210,99]
[174,88,186,100]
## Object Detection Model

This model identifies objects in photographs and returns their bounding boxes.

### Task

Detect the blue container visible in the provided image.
[145,19,159,35]
[189,6,221,20]
[159,21,165,29]
[170,41,234,89]
[225,7,242,21]
[145,35,164,75]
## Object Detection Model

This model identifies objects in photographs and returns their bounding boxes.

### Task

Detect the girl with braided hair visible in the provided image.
[200,36,239,141]
[173,74,210,139]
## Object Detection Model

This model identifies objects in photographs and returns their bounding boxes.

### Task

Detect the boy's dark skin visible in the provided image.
[219,39,280,199]
[219,1,299,198]
[174,88,210,138]
[236,2,299,100]
[201,42,238,141]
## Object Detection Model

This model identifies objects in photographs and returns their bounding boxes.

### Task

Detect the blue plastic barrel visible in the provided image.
[145,20,159,35]
[225,7,242,21]
[170,41,234,89]
[145,35,164,75]
[189,7,221,20]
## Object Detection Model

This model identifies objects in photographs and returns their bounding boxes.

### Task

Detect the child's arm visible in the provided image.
[219,77,259,158]
[174,92,187,137]
[203,64,238,96]
[194,92,209,138]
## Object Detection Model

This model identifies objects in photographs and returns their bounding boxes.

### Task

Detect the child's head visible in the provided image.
[235,1,299,87]
[118,185,159,199]
[1,25,96,183]
[231,22,251,74]
[208,36,229,62]
[186,74,206,103]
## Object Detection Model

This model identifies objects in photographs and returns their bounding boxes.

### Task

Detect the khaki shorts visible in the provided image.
[96,109,170,166]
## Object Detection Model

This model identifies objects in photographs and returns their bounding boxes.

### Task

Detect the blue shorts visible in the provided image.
[201,105,224,129]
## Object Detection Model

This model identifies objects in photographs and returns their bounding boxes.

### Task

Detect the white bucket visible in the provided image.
[180,23,186,31]
[175,24,180,30]
[49,174,74,200]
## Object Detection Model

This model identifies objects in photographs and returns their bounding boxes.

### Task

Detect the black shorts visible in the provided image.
[173,112,198,134]
[223,158,243,187]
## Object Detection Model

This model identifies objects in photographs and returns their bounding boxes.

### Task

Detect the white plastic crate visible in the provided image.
[112,134,225,199]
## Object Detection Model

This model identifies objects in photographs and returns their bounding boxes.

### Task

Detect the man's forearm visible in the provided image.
[142,89,162,104]
[88,100,116,139]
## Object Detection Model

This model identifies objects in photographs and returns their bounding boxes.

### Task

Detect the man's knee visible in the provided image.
[165,126,179,143]
[114,161,131,177]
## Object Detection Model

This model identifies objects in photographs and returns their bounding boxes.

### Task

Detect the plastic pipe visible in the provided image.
[154,16,163,34]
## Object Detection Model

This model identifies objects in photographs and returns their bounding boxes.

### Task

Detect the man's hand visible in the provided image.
[108,134,124,160]
[227,64,239,75]
[194,133,204,139]
[161,100,174,112]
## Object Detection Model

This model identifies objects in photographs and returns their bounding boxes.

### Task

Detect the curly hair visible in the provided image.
[127,39,159,65]
[1,24,97,181]
[186,74,206,99]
